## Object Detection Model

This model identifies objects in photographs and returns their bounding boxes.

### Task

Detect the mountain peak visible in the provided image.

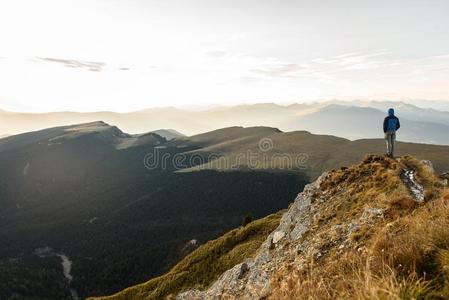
[92,155,449,299]
[150,129,185,140]
[176,155,447,299]
[66,120,114,131]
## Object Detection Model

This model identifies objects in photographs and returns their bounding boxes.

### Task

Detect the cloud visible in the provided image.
[237,76,268,84]
[36,57,106,72]
[380,54,449,72]
[227,33,247,42]
[250,63,308,77]
[312,51,389,69]
[430,54,449,60]
[345,61,382,70]
[204,50,228,58]
[247,51,391,81]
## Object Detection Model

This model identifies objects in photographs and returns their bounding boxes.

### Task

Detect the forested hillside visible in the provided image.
[0,123,306,299]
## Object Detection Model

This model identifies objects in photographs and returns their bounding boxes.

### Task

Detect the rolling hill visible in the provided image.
[175,126,449,179]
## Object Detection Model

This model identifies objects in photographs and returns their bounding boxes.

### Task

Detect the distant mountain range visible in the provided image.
[1,122,449,299]
[1,100,449,145]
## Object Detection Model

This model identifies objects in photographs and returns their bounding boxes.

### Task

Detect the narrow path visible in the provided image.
[400,168,424,202]
[57,254,80,300]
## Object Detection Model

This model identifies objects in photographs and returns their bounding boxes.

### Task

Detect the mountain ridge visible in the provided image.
[2,100,449,144]
[91,155,449,300]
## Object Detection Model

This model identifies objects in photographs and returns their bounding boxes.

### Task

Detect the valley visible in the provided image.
[0,123,306,299]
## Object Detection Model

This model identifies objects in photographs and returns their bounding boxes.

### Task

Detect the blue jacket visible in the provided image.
[383,108,400,133]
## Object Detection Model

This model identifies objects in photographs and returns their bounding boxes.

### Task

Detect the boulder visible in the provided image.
[421,160,434,172]
[272,231,285,244]
[238,262,249,279]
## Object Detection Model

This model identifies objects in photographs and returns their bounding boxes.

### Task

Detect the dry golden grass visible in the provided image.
[311,155,408,233]
[270,155,449,300]
[386,196,417,219]
[371,197,449,275]
[271,247,432,300]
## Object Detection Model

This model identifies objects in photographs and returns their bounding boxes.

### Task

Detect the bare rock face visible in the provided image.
[272,231,285,245]
[361,207,385,221]
[421,160,434,172]
[177,172,329,300]
[177,156,437,300]
[441,172,449,187]
[238,263,249,279]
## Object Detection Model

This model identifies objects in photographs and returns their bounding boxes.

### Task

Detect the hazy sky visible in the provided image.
[1,0,448,112]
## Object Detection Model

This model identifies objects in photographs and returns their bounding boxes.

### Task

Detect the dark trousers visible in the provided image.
[385,132,396,156]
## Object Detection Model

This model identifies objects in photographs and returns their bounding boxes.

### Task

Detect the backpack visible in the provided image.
[387,117,398,132]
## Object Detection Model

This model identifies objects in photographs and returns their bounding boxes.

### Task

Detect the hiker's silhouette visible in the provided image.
[383,108,400,157]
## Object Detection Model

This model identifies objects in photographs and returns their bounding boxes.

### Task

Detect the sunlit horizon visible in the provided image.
[1,0,449,113]
[2,98,449,114]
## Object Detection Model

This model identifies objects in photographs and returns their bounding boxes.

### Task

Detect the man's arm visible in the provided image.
[396,117,400,130]
[383,117,388,133]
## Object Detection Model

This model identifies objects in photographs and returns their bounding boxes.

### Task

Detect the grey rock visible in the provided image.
[361,207,385,220]
[176,289,204,300]
[441,172,449,186]
[272,231,285,244]
[421,160,434,172]
[347,222,360,234]
[238,263,249,279]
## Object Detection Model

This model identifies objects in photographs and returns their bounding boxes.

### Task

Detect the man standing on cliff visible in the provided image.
[383,108,400,157]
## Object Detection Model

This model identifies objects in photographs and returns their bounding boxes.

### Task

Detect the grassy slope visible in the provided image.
[271,156,449,299]
[180,129,449,179]
[89,213,282,300]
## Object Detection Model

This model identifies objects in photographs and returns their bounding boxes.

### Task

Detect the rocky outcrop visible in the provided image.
[177,156,437,300]
[421,160,434,172]
[177,172,328,300]
[441,172,449,186]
